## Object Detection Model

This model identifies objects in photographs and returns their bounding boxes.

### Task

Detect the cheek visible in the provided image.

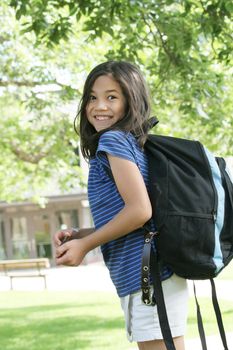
[119,103,126,118]
[85,105,91,118]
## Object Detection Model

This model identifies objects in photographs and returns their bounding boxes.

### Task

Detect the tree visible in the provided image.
[9,0,233,145]
[0,1,110,202]
[1,0,232,202]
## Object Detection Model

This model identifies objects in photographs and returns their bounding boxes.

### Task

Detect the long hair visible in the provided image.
[74,61,152,159]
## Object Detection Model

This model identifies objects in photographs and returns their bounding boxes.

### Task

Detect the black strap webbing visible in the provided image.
[193,281,208,350]
[193,279,229,350]
[150,251,176,350]
[210,278,229,350]
[141,235,230,350]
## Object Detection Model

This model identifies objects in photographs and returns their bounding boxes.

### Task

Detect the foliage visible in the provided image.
[0,0,232,201]
[0,1,110,201]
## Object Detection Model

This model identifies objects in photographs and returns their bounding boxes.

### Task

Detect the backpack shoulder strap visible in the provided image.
[150,249,177,350]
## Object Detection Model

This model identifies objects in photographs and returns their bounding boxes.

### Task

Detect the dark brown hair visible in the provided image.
[74,61,152,159]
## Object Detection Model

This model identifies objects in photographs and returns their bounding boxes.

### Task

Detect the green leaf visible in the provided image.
[15,8,22,20]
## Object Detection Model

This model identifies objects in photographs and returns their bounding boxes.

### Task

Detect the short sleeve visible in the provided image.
[96,130,136,169]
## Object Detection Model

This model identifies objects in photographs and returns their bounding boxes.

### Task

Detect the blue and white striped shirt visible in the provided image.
[88,130,171,297]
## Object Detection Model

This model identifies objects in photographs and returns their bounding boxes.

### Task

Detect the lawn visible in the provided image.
[0,289,232,350]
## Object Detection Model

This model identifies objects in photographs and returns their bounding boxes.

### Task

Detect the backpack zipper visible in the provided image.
[197,142,218,223]
[168,211,213,220]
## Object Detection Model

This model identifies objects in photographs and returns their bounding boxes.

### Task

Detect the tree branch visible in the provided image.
[10,141,49,164]
[0,79,70,89]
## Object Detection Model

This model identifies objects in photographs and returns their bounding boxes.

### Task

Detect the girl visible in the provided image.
[54,61,189,350]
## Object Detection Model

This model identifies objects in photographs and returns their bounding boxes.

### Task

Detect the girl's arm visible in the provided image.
[53,227,95,247]
[56,155,152,266]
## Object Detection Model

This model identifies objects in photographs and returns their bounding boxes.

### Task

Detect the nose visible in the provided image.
[94,99,108,110]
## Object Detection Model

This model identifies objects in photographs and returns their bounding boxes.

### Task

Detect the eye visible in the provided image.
[89,95,96,101]
[108,95,116,100]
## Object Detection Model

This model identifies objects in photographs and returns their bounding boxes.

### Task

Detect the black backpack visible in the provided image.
[141,133,233,350]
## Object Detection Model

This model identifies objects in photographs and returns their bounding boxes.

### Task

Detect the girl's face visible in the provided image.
[86,75,126,132]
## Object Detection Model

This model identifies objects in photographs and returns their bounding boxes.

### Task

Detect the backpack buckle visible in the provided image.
[144,231,158,244]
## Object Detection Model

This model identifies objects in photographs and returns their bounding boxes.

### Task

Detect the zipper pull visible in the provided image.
[212,210,217,222]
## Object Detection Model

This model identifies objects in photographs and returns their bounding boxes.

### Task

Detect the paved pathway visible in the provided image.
[0,263,232,349]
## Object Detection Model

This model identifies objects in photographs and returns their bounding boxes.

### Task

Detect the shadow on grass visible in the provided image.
[0,303,125,350]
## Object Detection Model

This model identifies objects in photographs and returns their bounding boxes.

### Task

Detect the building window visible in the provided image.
[56,209,79,230]
[0,213,6,259]
[34,214,52,258]
[11,216,29,259]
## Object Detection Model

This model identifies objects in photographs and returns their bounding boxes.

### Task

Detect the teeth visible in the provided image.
[95,116,111,120]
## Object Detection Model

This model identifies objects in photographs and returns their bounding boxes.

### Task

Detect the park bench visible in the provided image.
[0,258,50,290]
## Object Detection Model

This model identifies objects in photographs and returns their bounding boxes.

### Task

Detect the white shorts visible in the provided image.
[120,274,189,342]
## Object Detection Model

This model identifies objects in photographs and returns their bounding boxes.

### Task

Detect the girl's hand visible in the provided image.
[53,229,73,248]
[55,238,88,266]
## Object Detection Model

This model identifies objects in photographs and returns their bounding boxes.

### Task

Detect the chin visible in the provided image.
[95,124,113,132]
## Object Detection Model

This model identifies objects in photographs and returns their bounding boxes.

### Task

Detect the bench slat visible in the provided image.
[0,258,50,272]
[0,258,50,290]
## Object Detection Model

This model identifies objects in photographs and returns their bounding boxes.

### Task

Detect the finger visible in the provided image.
[54,230,72,247]
[54,235,62,247]
[56,251,71,266]
[56,243,68,258]
[53,231,64,246]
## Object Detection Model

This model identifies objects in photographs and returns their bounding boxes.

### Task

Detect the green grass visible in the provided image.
[0,290,232,350]
[187,297,233,338]
[0,291,133,350]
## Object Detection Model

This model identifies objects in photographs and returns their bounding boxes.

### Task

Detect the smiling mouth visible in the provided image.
[95,115,112,120]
